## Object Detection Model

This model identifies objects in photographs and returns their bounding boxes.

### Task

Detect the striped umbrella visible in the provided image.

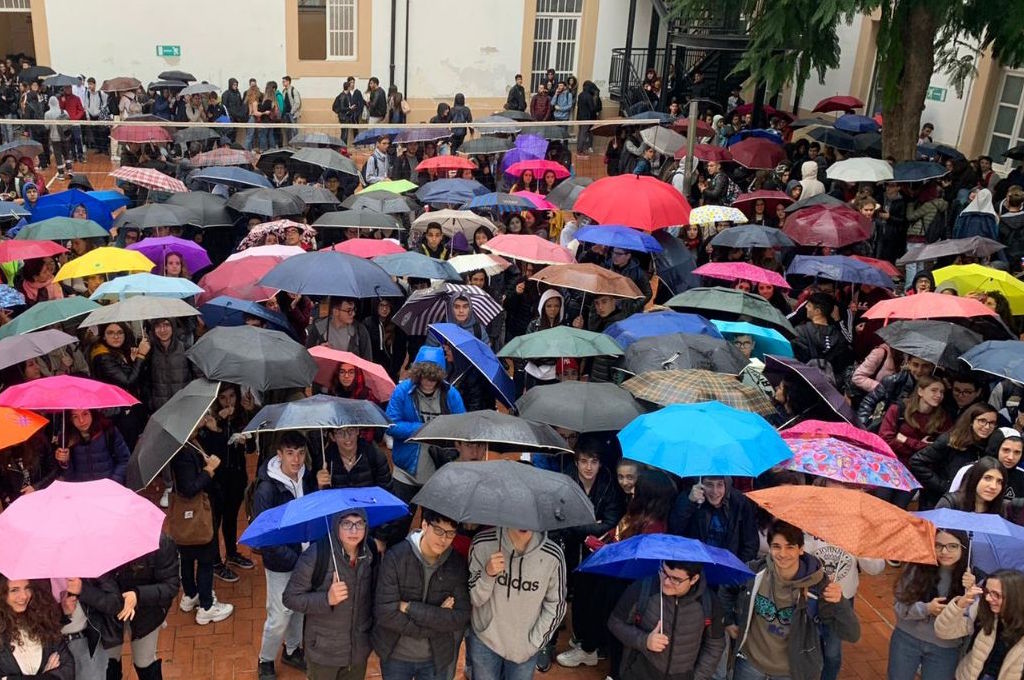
[188,147,255,168]
[392,283,502,336]
[110,167,188,193]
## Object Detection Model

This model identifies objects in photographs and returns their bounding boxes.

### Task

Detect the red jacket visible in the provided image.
[59,93,85,121]
[879,402,952,463]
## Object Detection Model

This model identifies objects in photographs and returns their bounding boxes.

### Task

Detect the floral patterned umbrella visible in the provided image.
[689,205,748,226]
[782,436,919,491]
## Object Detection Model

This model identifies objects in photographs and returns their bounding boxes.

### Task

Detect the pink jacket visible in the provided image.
[852,344,898,393]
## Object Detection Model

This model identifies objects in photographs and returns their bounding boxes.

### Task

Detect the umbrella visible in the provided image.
[666,287,796,336]
[573,175,691,232]
[173,127,219,145]
[763,355,861,426]
[862,291,1003,324]
[472,115,520,137]
[124,379,220,490]
[1005,144,1024,161]
[225,245,306,263]
[196,256,279,306]
[16,217,108,241]
[652,230,701,296]
[198,296,293,335]
[448,253,511,276]
[258,251,403,298]
[0,140,43,160]
[0,407,48,450]
[186,148,256,169]
[781,419,895,457]
[254,148,295,173]
[78,296,199,328]
[110,167,187,193]
[418,156,477,173]
[689,205,748,226]
[226,188,305,217]
[510,191,557,211]
[849,255,901,278]
[84,190,131,213]
[0,375,138,410]
[393,283,502,335]
[961,340,1024,383]
[289,147,359,176]
[617,401,790,477]
[621,333,749,375]
[236,219,316,251]
[578,534,754,585]
[409,410,569,455]
[158,70,196,82]
[458,137,515,155]
[917,142,965,161]
[693,262,790,289]
[854,132,883,157]
[893,161,948,183]
[896,237,1005,265]
[782,436,919,491]
[410,209,497,240]
[110,125,173,144]
[291,132,346,148]
[604,310,722,349]
[825,158,894,183]
[396,127,453,144]
[0,297,99,339]
[786,255,894,288]
[728,137,787,170]
[530,125,571,141]
[834,114,880,134]
[933,264,1024,313]
[875,320,983,370]
[112,204,197,232]
[710,320,794,360]
[308,346,396,402]
[672,118,715,137]
[0,329,76,372]
[99,76,142,92]
[481,233,575,265]
[530,263,644,299]
[416,179,489,206]
[370,179,418,195]
[243,395,389,434]
[463,192,538,213]
[498,109,534,122]
[747,486,936,564]
[709,225,796,249]
[187,325,317,391]
[515,381,644,433]
[731,190,793,218]
[342,190,418,214]
[639,126,687,157]
[0,285,23,308]
[164,191,234,229]
[915,509,1024,573]
[572,225,663,253]
[505,159,571,181]
[428,323,516,409]
[372,252,461,281]
[622,370,775,415]
[280,184,343,206]
[53,247,154,282]
[412,459,593,531]
[0,479,165,579]
[0,239,67,263]
[353,128,400,146]
[498,326,625,359]
[41,73,78,88]
[314,210,402,231]
[812,96,864,114]
[0,201,31,220]
[17,65,55,81]
[178,82,218,97]
[807,127,857,152]
[545,177,594,211]
[782,205,873,248]
[783,193,846,214]
[126,235,211,275]
[329,238,405,258]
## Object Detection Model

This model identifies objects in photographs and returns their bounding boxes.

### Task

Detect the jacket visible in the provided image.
[906,198,948,240]
[935,597,1024,680]
[792,321,853,375]
[372,531,471,671]
[668,486,759,563]
[58,93,85,121]
[530,93,552,122]
[363,148,391,185]
[857,370,915,426]
[318,439,394,493]
[1000,211,1024,272]
[368,87,387,118]
[145,335,195,411]
[576,81,601,120]
[909,433,988,508]
[63,426,130,484]
[879,403,952,463]
[283,85,302,118]
[551,90,573,121]
[364,316,407,379]
[505,84,526,112]
[251,457,318,572]
[702,171,735,205]
[90,345,146,396]
[223,81,246,122]
[0,636,73,680]
[386,379,466,475]
[799,161,825,199]
[587,308,626,383]
[557,466,624,571]
[306,318,374,361]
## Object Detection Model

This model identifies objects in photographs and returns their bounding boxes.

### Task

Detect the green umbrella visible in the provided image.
[0,297,100,339]
[497,326,624,360]
[665,286,796,337]
[15,217,108,242]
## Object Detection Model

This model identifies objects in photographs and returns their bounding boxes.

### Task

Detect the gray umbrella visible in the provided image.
[620,332,749,376]
[42,74,79,88]
[408,410,572,454]
[186,325,316,391]
[242,395,389,433]
[78,296,199,328]
[112,204,196,231]
[174,127,218,145]
[280,184,343,206]
[292,132,347,148]
[515,381,645,433]
[875,320,984,370]
[411,460,595,532]
[314,210,403,231]
[125,378,220,490]
[165,191,234,228]
[289,147,360,177]
[226,188,305,218]
[341,190,418,214]
[458,137,515,154]
[546,177,594,211]
[179,82,219,97]
[0,329,77,371]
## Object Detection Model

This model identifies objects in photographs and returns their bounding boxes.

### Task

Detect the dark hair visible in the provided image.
[948,402,998,450]
[422,508,457,528]
[664,560,703,576]
[894,528,969,605]
[984,290,1013,325]
[409,361,445,384]
[978,570,1024,640]
[514,73,522,80]
[807,292,836,319]
[425,222,443,235]
[0,577,62,647]
[18,257,48,283]
[766,519,804,547]
[624,469,676,528]
[277,431,308,451]
[953,456,1006,513]
[369,77,379,86]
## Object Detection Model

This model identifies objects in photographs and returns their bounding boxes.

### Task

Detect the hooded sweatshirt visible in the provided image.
[468,527,566,663]
[799,161,825,199]
[525,289,564,380]
[44,96,69,142]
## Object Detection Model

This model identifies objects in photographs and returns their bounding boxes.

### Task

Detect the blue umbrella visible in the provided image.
[463,192,537,214]
[961,340,1024,383]
[87,190,131,212]
[395,127,452,144]
[786,255,894,288]
[963,521,1024,575]
[834,114,880,134]
[515,133,550,158]
[353,127,400,146]
[200,296,294,335]
[371,252,462,282]
[89,273,203,301]
[578,533,755,586]
[573,225,663,253]
[243,394,390,434]
[893,161,948,183]
[604,310,722,349]
[726,129,784,146]
[915,508,1022,569]
[258,251,404,298]
[416,179,490,206]
[917,142,965,161]
[625,110,676,126]
[653,230,701,296]
[0,201,31,220]
[0,285,25,308]
[807,127,857,152]
[710,320,794,359]
[190,166,273,189]
[428,323,516,409]
[31,189,114,229]
[616,401,791,478]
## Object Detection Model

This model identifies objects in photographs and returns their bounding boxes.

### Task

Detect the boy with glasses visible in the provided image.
[307,297,374,359]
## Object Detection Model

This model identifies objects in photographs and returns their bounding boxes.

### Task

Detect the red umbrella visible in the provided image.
[0,240,67,264]
[781,418,895,458]
[672,118,714,137]
[416,156,476,172]
[481,234,575,265]
[782,204,872,248]
[680,144,733,162]
[729,138,787,170]
[692,262,791,289]
[326,238,404,258]
[196,255,279,306]
[862,291,1000,322]
[505,159,571,179]
[731,103,776,117]
[812,96,865,114]
[110,125,173,144]
[308,346,396,402]
[731,190,793,218]
[849,255,900,278]
[573,175,691,232]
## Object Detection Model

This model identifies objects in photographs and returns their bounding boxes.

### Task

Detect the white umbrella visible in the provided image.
[449,253,512,276]
[226,245,306,262]
[411,209,498,239]
[825,157,894,183]
[640,127,687,157]
[79,296,199,328]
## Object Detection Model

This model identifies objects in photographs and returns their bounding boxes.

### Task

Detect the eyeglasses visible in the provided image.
[985,588,1003,602]
[953,387,978,396]
[974,418,998,428]
[338,306,356,314]
[340,519,366,531]
[659,565,690,587]
[935,542,964,553]
[426,522,457,540]
[338,368,357,377]
[733,340,754,348]
[105,329,125,337]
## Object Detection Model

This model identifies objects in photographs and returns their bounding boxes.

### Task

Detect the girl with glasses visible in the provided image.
[911,403,1000,509]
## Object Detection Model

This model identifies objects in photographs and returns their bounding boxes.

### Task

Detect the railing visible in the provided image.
[608,48,673,101]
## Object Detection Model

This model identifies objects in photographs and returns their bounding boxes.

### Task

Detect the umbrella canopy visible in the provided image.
[187,326,317,391]
[289,146,359,176]
[226,245,305,263]
[448,254,511,277]
[786,254,894,288]
[604,310,721,349]
[191,166,272,190]
[0,285,23,307]
[862,291,1002,323]
[173,126,219,145]
[509,191,556,210]
[393,283,502,335]
[666,287,796,336]
[291,131,346,148]
[0,139,43,159]
[371,252,462,281]
[243,395,389,434]
[782,436,919,491]
[834,114,880,134]
[573,175,691,231]
[0,479,165,579]
[731,190,793,218]
[854,131,883,157]
[78,296,199,328]
[515,381,644,433]
[825,157,894,183]
[0,329,76,372]
[784,193,846,214]
[226,188,305,217]
[198,295,293,335]
[710,320,794,360]
[960,340,1024,383]
[693,262,790,289]
[652,230,701,296]
[0,201,31,220]
[428,323,516,409]
[672,118,715,137]
[314,210,402,231]
[458,136,515,155]
[165,191,234,228]
[579,534,754,585]
[410,209,497,239]
[187,148,257,169]
[782,204,873,248]
[54,247,154,282]
[875,320,983,370]
[545,177,594,211]
[709,225,796,249]
[689,205,748,226]
[781,419,895,457]
[342,190,417,214]
[126,235,211,275]
[684,144,734,163]
[42,73,79,88]
[0,375,138,411]
[409,411,570,454]
[113,205,197,235]
[328,238,404,258]
[124,379,220,490]
[729,137,787,170]
[621,332,749,375]
[933,264,1024,313]
[572,225,663,253]
[763,355,861,426]
[411,460,594,532]
[505,159,571,180]
[812,95,864,114]
[0,407,48,450]
[463,191,538,213]
[196,256,279,306]
[110,125,173,144]
[622,370,776,415]
[395,127,453,144]
[0,239,67,263]
[748,487,936,563]
[917,142,966,161]
[481,233,575,265]
[110,166,187,193]
[530,263,644,299]
[158,70,196,82]
[848,255,901,278]
[309,346,396,402]
[259,251,403,298]
[639,126,687,157]
[0,297,99,339]
[807,126,857,152]
[279,184,343,206]
[16,217,108,241]
[498,326,624,359]
[893,161,948,183]
[415,178,489,206]
[617,401,790,477]
[897,237,1005,265]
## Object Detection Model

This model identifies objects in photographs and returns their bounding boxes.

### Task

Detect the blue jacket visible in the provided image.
[64,426,130,484]
[552,90,573,121]
[386,380,466,475]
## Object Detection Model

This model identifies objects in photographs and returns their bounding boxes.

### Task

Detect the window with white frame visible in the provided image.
[0,0,30,10]
[988,70,1024,169]
[327,0,357,60]
[530,0,583,92]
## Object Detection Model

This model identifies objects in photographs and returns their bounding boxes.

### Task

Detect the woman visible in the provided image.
[89,322,149,448]
[911,402,999,509]
[0,577,73,680]
[54,409,130,485]
[935,569,1024,679]
[888,529,974,680]
[119,91,142,117]
[611,468,675,541]
[0,433,58,509]
[258,82,280,152]
[880,375,952,463]
[244,86,266,152]
[604,130,625,177]
[505,213,525,234]
[523,289,565,389]
[43,96,69,180]
[16,258,63,305]
[749,198,777,227]
[386,85,406,124]
[472,226,491,253]
[935,456,1007,514]
[510,169,537,193]
[161,252,189,279]
[851,344,902,395]
[984,290,1016,332]
[538,169,559,196]
[185,94,206,123]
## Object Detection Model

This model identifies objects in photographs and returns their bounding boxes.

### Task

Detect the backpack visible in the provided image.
[925,204,949,243]
[619,577,714,677]
[451,107,469,138]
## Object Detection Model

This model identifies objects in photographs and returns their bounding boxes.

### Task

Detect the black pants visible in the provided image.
[178,539,217,609]
[571,572,621,653]
[216,466,247,559]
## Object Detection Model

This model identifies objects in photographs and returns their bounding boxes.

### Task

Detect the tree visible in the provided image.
[670,0,1024,160]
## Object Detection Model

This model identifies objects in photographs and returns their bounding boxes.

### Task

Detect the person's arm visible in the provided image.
[735,496,760,563]
[818,594,861,643]
[169,451,211,498]
[607,581,648,650]
[909,441,949,494]
[857,381,887,423]
[467,538,498,608]
[78,573,125,616]
[527,546,567,651]
[933,596,976,640]
[406,559,471,633]
[109,428,131,484]
[694,593,727,680]
[852,345,887,393]
[372,549,418,634]
[132,535,180,607]
[878,404,902,447]
[282,545,333,615]
[384,389,422,440]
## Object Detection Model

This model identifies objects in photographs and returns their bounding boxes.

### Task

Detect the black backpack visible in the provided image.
[924,204,949,243]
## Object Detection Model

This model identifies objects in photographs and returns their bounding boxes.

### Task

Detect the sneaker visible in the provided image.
[281,648,306,671]
[886,560,902,568]
[226,553,255,570]
[556,647,598,668]
[536,646,552,673]
[178,593,199,612]
[195,601,234,625]
[257,661,276,680]
[214,564,240,583]
[159,489,170,508]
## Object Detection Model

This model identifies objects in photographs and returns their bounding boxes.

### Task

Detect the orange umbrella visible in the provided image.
[530,263,643,299]
[747,486,937,564]
[0,407,48,450]
[308,346,396,402]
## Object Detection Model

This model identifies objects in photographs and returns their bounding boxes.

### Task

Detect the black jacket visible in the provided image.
[170,445,220,513]
[223,83,246,123]
[505,84,527,112]
[576,81,601,120]
[587,308,627,383]
[0,636,73,680]
[558,466,625,571]
[316,439,394,493]
[909,433,989,509]
[668,486,759,563]
[792,322,853,376]
[145,335,195,411]
[90,347,146,396]
[251,459,318,572]
[857,370,915,427]
[364,316,407,380]
[368,87,387,118]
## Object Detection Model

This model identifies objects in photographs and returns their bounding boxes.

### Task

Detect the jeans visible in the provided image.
[887,626,961,680]
[70,125,84,160]
[732,656,791,680]
[381,657,439,680]
[468,631,538,680]
[68,635,108,680]
[576,124,593,153]
[259,568,304,662]
[821,602,847,680]
[178,540,216,609]
[244,115,258,150]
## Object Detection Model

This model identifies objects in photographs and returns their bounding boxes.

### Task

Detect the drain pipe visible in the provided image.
[389,0,397,88]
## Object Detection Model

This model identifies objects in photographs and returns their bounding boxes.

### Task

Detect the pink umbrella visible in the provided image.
[325,238,405,259]
[196,256,280,306]
[309,346,396,402]
[781,418,895,458]
[0,479,165,578]
[110,166,188,193]
[781,436,918,491]
[127,235,212,275]
[481,233,575,265]
[0,239,67,264]
[0,375,139,410]
[226,244,306,262]
[510,191,557,211]
[505,159,571,180]
[692,262,791,290]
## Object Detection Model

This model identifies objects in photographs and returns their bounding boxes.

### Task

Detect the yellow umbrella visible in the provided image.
[54,247,155,283]
[932,263,1024,314]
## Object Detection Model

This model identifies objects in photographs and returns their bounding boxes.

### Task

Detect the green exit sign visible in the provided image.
[156,45,181,58]
[926,86,947,102]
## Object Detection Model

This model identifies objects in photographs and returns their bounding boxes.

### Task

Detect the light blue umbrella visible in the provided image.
[915,508,1023,570]
[710,320,794,360]
[89,273,203,301]
[0,285,25,308]
[371,252,462,282]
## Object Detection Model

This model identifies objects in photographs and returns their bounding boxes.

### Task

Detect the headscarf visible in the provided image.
[962,188,999,219]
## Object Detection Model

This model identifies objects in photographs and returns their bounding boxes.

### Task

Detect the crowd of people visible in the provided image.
[4,53,1024,680]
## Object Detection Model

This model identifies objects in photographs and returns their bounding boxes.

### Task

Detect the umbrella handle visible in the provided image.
[968,533,973,569]
[325,516,340,577]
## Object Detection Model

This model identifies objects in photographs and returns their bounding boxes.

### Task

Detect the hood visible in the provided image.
[325,506,371,564]
[713,114,724,128]
[413,344,447,371]
[800,160,819,181]
[964,188,999,219]
[447,293,482,332]
[228,78,239,90]
[451,231,470,254]
[46,96,61,113]
[407,528,452,567]
[20,181,37,202]
[454,93,466,106]
[771,552,824,588]
[536,288,564,323]
[498,527,547,556]
[583,80,599,95]
[266,455,307,499]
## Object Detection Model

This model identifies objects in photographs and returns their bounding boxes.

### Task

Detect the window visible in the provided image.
[297,0,357,61]
[0,0,30,10]
[987,70,1024,169]
[530,0,583,92]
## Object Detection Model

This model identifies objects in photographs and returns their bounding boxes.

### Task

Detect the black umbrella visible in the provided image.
[164,191,234,228]
[1005,144,1024,161]
[665,287,796,336]
[653,230,701,296]
[147,80,187,91]
[42,74,79,89]
[158,70,196,82]
[515,382,645,433]
[547,177,594,211]
[783,193,846,214]
[174,127,219,145]
[763,354,861,427]
[314,210,402,231]
[875,320,983,370]
[530,125,571,141]
[498,109,533,122]
[279,184,342,206]
[409,410,572,454]
[411,460,595,532]
[112,203,196,232]
[125,378,220,491]
[186,326,317,391]
[226,188,305,218]
[458,137,515,155]
[255,148,295,174]
[341,190,417,214]
[854,132,883,157]
[709,225,797,249]
[474,115,521,137]
[242,395,389,433]
[807,127,856,152]
[620,332,749,376]
[289,147,359,177]
[17,65,55,82]
[896,237,1006,265]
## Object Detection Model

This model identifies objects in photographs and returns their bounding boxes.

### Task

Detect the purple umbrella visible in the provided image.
[516,133,549,157]
[500,148,545,177]
[762,355,861,427]
[127,236,212,276]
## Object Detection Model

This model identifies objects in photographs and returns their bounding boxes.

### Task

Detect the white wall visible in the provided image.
[794,15,863,111]
[592,0,665,94]
[919,66,977,149]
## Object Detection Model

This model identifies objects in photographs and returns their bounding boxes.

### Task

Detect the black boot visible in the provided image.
[135,659,163,680]
[106,658,123,680]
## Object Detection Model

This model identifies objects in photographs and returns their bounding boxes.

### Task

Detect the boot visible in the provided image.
[106,658,123,680]
[135,659,163,680]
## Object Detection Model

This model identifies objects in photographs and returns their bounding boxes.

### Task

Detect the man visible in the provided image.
[609,248,652,312]
[608,560,726,680]
[223,78,247,138]
[81,77,109,153]
[530,84,552,122]
[316,426,394,493]
[572,295,625,382]
[699,160,737,205]
[306,298,374,359]
[332,78,353,143]
[918,122,934,144]
[252,432,324,680]
[948,375,986,418]
[633,145,657,176]
[505,74,527,112]
[551,82,572,122]
[999,185,1024,272]
[669,476,759,563]
[280,75,301,144]
[363,135,392,185]
[58,85,85,163]
[543,68,557,95]
[857,355,936,427]
[367,77,387,124]
[731,334,773,399]
[468,524,566,680]
[417,222,449,260]
[799,158,826,199]
[791,292,852,382]
[372,508,471,680]
[269,160,291,188]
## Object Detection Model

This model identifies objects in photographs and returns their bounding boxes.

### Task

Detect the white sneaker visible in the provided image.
[159,489,171,508]
[556,647,598,667]
[195,601,234,625]
[179,593,199,612]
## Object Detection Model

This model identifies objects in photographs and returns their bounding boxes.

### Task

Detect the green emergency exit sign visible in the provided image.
[156,45,181,58]
[926,86,947,102]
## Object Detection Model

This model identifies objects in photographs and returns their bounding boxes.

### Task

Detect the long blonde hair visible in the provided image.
[903,375,949,435]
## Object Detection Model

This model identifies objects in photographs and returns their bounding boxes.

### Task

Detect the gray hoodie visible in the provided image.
[799,160,825,199]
